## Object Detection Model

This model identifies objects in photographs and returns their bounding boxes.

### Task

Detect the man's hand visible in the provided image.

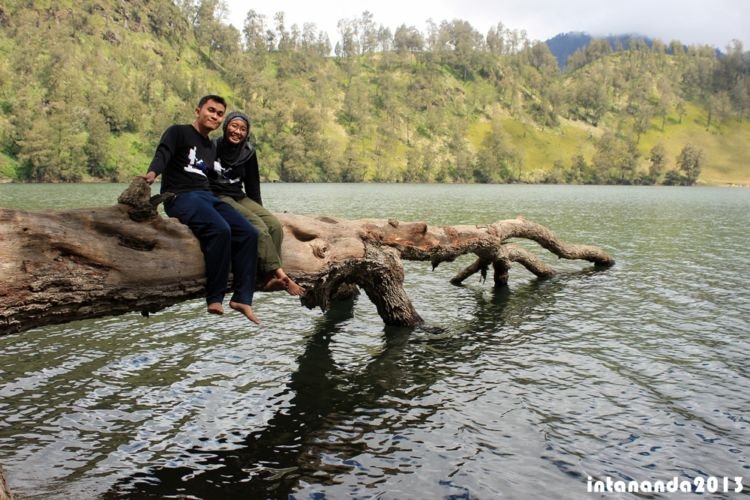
[142,171,157,184]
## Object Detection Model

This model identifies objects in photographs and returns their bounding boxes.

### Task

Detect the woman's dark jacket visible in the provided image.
[209,137,262,205]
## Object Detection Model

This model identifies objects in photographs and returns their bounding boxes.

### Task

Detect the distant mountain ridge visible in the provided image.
[545,32,656,69]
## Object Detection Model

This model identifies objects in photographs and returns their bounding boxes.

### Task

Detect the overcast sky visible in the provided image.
[224,0,749,50]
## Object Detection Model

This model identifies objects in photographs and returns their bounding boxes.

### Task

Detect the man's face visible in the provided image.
[195,99,226,132]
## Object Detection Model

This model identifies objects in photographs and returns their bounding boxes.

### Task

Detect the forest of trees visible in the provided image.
[0,0,748,186]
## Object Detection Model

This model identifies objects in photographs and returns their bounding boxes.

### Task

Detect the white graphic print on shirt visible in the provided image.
[213,160,241,184]
[184,146,208,177]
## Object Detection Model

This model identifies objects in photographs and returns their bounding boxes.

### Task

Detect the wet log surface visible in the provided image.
[0,466,13,500]
[0,179,614,335]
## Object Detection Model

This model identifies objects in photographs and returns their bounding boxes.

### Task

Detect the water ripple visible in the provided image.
[1,185,749,499]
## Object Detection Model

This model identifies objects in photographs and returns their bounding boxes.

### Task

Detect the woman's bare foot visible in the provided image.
[207,302,224,315]
[282,276,305,296]
[270,269,305,296]
[229,301,261,325]
[260,277,287,292]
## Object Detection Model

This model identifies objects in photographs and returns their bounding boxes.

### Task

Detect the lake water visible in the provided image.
[0,183,749,499]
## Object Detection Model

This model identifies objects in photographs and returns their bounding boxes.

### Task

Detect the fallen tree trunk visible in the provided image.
[0,466,13,500]
[0,179,614,335]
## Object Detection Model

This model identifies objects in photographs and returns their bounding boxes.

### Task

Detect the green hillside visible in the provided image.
[0,1,748,185]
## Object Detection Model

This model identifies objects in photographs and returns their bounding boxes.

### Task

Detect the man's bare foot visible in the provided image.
[283,277,305,296]
[229,301,261,325]
[207,302,224,315]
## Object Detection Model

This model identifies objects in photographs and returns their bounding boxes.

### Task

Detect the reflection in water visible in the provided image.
[107,276,575,498]
[106,301,356,498]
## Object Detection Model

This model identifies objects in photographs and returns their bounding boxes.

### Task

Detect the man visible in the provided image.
[143,95,261,324]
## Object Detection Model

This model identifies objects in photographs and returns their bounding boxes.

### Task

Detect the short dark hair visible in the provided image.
[197,94,226,109]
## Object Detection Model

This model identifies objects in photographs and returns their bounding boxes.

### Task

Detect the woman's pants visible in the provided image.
[219,195,283,275]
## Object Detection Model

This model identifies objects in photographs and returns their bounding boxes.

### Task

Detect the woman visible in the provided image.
[210,111,304,296]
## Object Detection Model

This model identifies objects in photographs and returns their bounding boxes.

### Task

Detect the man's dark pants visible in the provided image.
[165,190,258,305]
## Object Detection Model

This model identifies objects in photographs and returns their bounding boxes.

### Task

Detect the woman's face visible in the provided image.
[225,119,249,144]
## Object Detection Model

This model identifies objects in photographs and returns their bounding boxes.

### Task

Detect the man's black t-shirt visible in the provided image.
[147,124,217,194]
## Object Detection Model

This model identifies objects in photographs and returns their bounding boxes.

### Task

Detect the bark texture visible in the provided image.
[0,466,12,500]
[0,179,614,335]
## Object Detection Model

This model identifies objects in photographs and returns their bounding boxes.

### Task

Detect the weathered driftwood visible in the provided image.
[0,466,13,500]
[0,179,614,335]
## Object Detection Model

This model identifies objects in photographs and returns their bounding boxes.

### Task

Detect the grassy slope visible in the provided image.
[503,117,598,174]
[639,104,750,185]
[455,72,748,185]
[480,104,748,185]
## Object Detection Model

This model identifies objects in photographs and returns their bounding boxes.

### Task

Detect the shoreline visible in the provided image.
[0,178,748,188]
